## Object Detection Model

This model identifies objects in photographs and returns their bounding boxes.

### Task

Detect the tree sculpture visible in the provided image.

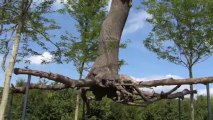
[12,0,213,112]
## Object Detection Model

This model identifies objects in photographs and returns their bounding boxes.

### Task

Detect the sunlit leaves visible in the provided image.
[59,0,107,73]
[143,0,213,68]
[0,0,61,64]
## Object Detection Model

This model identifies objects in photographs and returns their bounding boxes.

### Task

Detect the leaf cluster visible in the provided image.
[0,0,61,63]
[59,0,107,73]
[143,0,213,68]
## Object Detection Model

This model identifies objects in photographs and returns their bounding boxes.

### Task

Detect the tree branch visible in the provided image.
[14,68,213,88]
[12,68,212,107]
[14,68,96,88]
[118,89,197,107]
[11,83,69,94]
[136,77,213,87]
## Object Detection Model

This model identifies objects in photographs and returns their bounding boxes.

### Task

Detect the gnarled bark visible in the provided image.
[87,0,131,79]
[84,0,132,103]
[13,68,213,107]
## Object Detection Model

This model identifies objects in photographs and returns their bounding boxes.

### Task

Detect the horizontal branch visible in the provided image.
[136,77,213,87]
[14,68,213,88]
[14,68,96,88]
[12,68,212,107]
[11,84,69,94]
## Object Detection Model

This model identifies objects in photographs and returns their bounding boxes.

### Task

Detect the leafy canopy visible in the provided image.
[0,0,61,63]
[143,0,213,68]
[60,0,107,73]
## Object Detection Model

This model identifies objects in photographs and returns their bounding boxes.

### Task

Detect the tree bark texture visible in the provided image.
[0,1,32,119]
[85,0,132,102]
[0,23,22,120]
[13,68,213,107]
[74,94,79,120]
[189,66,194,120]
[87,0,131,79]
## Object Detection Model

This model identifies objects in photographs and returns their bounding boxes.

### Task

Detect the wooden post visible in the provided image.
[206,83,212,120]
[8,91,13,120]
[21,75,31,120]
[178,97,181,120]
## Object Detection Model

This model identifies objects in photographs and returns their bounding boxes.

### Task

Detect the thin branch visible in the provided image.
[0,8,19,14]
[32,27,62,62]
[162,85,181,96]
[118,89,197,107]
[132,86,149,101]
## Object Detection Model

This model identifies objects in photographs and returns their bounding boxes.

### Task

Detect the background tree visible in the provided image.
[6,79,77,119]
[0,0,60,118]
[60,0,107,119]
[5,86,213,120]
[143,0,213,119]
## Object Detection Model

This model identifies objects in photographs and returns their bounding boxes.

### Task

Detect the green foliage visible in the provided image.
[8,81,78,120]
[4,82,213,120]
[195,96,208,120]
[142,0,213,68]
[0,0,61,63]
[59,0,107,73]
[26,89,77,120]
[58,1,108,120]
[15,78,26,87]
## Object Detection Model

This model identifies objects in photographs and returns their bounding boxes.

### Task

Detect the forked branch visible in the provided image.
[13,68,212,107]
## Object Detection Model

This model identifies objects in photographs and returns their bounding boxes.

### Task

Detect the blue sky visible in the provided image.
[0,0,213,96]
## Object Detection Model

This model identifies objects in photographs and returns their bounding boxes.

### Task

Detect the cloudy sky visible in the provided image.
[0,0,213,96]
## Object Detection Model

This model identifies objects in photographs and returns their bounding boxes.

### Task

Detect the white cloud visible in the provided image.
[123,10,152,35]
[131,74,183,81]
[197,87,213,96]
[26,52,53,65]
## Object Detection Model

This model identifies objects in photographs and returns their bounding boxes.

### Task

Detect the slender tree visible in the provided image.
[0,1,31,118]
[143,0,213,120]
[61,0,107,119]
[0,0,60,118]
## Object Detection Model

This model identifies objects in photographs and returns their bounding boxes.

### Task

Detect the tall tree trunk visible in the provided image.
[82,101,85,120]
[0,0,31,118]
[87,0,131,79]
[85,0,131,101]
[0,23,22,120]
[74,62,84,120]
[74,94,79,120]
[189,66,194,120]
